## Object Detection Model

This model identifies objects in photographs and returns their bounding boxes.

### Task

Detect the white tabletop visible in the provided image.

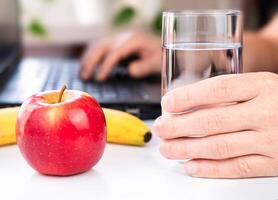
[1,121,278,200]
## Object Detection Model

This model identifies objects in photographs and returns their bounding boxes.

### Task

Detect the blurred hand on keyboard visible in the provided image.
[80,32,161,81]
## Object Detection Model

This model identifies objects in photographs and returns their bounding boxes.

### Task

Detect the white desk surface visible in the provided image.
[1,121,278,200]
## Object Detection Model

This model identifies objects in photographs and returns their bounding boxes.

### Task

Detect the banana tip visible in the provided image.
[144,132,152,143]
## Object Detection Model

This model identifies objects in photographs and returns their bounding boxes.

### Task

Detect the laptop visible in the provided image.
[0,0,161,119]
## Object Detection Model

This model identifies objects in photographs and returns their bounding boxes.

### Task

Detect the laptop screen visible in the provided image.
[0,0,20,74]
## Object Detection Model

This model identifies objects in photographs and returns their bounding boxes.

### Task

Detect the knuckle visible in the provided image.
[177,140,190,158]
[261,132,276,153]
[198,115,211,134]
[198,113,222,134]
[235,159,252,177]
[260,72,278,90]
[208,138,232,158]
[210,78,231,100]
[264,133,275,147]
[263,109,277,126]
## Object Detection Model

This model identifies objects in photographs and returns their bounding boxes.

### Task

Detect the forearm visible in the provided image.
[243,15,278,73]
[243,32,278,73]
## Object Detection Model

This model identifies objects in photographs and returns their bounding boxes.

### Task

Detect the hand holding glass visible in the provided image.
[161,10,243,113]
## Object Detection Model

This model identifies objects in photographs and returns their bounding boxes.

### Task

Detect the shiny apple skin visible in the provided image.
[16,90,106,176]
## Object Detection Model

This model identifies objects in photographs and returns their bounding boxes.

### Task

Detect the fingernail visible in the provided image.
[161,95,173,111]
[184,161,198,176]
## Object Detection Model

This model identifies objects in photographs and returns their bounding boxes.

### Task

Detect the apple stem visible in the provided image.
[58,85,67,103]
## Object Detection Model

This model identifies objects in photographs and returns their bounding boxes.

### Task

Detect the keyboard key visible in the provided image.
[86,84,101,101]
[102,92,117,100]
[71,80,85,91]
[55,65,72,89]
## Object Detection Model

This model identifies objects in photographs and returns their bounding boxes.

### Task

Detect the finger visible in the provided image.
[161,73,261,113]
[80,42,110,80]
[160,131,266,160]
[183,155,277,178]
[128,58,158,78]
[153,102,256,139]
[96,37,144,81]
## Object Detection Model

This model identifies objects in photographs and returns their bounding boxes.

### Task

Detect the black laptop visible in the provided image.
[0,0,161,119]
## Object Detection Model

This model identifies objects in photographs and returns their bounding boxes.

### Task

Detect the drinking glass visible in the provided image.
[161,10,243,113]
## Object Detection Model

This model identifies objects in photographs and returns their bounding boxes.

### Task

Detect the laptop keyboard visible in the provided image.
[0,58,161,119]
[38,58,153,103]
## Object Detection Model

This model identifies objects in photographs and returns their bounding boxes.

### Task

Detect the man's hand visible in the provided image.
[153,72,278,178]
[80,32,161,81]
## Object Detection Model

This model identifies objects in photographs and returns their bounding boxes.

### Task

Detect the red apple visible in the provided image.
[16,86,106,176]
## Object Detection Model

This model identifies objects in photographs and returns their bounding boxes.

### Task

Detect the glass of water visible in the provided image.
[161,10,243,105]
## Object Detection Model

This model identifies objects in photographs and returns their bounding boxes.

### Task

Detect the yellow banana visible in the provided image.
[0,107,151,147]
[103,108,152,146]
[0,107,18,146]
